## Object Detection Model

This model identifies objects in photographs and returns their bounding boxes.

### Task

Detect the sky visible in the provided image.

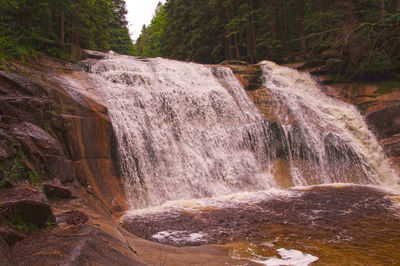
[126,0,166,41]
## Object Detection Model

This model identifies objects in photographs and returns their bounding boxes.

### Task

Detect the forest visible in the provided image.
[0,0,135,59]
[1,0,399,80]
[137,0,400,79]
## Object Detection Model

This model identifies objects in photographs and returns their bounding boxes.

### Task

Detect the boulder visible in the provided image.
[0,188,56,231]
[366,104,400,139]
[0,224,26,246]
[381,135,400,157]
[82,49,106,60]
[43,184,72,199]
[61,210,89,225]
[0,235,14,266]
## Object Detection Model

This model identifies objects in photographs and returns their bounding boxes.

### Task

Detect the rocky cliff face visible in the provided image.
[0,58,126,212]
[0,56,134,265]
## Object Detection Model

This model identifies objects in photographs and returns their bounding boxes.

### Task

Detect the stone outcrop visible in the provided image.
[221,60,263,91]
[43,183,72,199]
[0,187,56,231]
[0,236,14,266]
[366,104,400,140]
[0,63,126,213]
[10,225,146,266]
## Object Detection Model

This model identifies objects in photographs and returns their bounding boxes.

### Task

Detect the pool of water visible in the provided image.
[122,185,400,265]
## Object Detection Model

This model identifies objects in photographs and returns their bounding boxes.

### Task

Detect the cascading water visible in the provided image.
[259,61,398,186]
[86,55,274,208]
[80,54,398,209]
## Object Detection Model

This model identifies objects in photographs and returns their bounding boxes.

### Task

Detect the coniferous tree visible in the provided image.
[136,0,400,79]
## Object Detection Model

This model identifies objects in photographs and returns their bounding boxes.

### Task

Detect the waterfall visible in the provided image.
[82,54,398,209]
[86,55,273,208]
[259,61,398,186]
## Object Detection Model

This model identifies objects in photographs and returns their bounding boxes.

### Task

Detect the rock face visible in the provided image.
[0,63,126,213]
[43,184,72,199]
[0,236,14,266]
[221,60,263,91]
[366,104,400,140]
[10,225,145,266]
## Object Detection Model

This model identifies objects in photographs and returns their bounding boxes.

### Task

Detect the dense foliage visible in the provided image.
[0,0,135,59]
[137,0,400,79]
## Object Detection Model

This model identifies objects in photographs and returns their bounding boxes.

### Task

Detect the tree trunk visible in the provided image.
[61,9,65,43]
[283,0,290,52]
[233,33,240,60]
[229,2,241,60]
[297,0,307,55]
[381,0,385,25]
[247,0,255,63]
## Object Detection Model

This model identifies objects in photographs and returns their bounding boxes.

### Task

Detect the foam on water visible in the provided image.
[250,248,319,266]
[123,187,300,216]
[152,230,208,245]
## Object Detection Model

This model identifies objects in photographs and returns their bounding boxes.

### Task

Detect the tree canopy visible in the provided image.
[0,0,135,59]
[137,0,400,79]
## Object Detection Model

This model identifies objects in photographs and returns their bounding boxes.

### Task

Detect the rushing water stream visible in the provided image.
[73,54,400,265]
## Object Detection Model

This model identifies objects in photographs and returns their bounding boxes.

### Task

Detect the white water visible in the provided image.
[80,54,397,209]
[260,61,398,186]
[247,248,319,266]
[86,55,274,208]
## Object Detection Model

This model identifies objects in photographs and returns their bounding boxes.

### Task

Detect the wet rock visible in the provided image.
[220,60,249,66]
[82,49,106,60]
[381,135,400,157]
[1,59,127,215]
[62,114,113,160]
[11,122,63,156]
[222,64,263,91]
[10,225,146,266]
[0,72,47,97]
[43,155,75,183]
[0,141,10,158]
[367,104,400,139]
[75,159,126,213]
[0,188,56,230]
[0,224,26,246]
[0,235,15,266]
[43,184,72,199]
[0,96,50,123]
[62,210,89,225]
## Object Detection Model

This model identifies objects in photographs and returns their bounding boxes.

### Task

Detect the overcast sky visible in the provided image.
[126,0,166,41]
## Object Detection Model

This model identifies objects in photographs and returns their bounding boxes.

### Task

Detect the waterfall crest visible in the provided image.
[81,55,397,209]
